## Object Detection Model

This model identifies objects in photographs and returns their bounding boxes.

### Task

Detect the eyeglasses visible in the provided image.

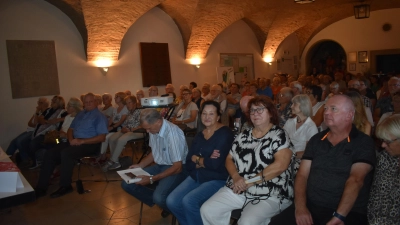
[305,91,312,95]
[381,138,400,145]
[182,93,191,96]
[249,107,265,115]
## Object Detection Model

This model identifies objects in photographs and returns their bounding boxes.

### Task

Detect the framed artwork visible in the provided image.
[358,51,368,63]
[349,63,356,71]
[348,52,357,62]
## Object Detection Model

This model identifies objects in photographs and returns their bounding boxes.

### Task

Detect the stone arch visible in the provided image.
[305,40,346,76]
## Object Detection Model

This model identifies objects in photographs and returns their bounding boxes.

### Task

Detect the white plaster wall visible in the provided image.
[301,8,400,75]
[0,0,273,148]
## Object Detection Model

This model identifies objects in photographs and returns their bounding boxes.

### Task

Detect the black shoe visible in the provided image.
[34,188,47,198]
[50,186,73,198]
[161,209,170,218]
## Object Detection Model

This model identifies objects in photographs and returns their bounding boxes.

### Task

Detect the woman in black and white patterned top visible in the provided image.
[201,96,294,225]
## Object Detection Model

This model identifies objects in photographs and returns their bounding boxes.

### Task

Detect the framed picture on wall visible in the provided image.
[358,51,368,63]
[349,63,356,71]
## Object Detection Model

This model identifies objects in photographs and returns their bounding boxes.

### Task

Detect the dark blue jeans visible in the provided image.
[6,131,32,160]
[121,164,187,211]
[166,176,225,225]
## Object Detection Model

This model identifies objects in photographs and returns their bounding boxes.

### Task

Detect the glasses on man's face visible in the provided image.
[249,107,265,115]
[182,93,191,96]
[305,91,312,95]
[381,138,400,146]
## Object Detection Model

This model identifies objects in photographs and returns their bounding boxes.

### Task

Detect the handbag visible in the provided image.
[43,130,60,144]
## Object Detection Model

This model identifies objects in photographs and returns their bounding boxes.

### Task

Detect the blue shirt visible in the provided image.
[257,87,273,98]
[186,126,234,183]
[149,119,188,165]
[70,108,108,139]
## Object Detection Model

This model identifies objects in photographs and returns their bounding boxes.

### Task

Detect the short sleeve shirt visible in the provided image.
[149,119,188,165]
[302,125,376,213]
[227,126,293,200]
[70,108,108,138]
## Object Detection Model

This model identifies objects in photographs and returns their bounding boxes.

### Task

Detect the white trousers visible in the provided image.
[100,132,114,154]
[200,187,291,225]
[108,131,143,162]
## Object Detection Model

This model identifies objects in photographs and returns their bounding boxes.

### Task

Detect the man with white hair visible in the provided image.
[270,95,376,225]
[290,81,303,96]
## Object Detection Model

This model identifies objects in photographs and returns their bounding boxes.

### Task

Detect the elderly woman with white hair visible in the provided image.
[283,94,318,171]
[368,114,400,225]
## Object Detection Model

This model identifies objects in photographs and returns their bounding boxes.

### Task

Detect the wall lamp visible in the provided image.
[263,57,273,65]
[94,58,112,76]
[189,58,201,69]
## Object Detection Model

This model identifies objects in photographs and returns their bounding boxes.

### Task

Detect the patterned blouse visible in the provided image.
[226,125,294,201]
[367,151,400,225]
[122,109,141,129]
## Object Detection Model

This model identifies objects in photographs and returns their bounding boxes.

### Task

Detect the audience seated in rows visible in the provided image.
[28,95,68,169]
[35,93,108,198]
[102,95,142,171]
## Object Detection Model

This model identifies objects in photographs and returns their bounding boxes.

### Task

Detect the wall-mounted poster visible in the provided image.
[216,67,235,92]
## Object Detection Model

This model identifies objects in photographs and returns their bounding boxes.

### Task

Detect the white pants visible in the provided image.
[200,187,291,225]
[108,131,143,162]
[100,132,114,154]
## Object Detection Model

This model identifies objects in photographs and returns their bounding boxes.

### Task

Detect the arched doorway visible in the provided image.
[306,40,346,77]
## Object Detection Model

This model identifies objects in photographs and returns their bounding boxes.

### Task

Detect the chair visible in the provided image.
[128,128,150,163]
[76,151,120,182]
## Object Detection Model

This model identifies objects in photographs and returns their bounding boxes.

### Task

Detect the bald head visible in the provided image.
[324,95,355,129]
[240,96,254,112]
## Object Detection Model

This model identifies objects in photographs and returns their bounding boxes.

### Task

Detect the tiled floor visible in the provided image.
[0,144,175,225]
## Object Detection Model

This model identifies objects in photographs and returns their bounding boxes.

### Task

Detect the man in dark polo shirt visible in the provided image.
[270,95,376,225]
[34,93,108,198]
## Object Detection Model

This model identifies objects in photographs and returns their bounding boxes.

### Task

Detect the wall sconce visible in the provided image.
[94,58,112,76]
[189,58,201,69]
[263,57,273,65]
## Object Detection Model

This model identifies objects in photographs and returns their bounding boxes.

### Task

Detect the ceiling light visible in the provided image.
[295,0,315,4]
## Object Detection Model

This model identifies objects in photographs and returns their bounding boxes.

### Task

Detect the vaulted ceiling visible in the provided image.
[45,0,400,64]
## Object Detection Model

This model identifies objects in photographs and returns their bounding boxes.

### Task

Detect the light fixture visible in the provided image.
[295,0,315,4]
[189,57,201,69]
[99,67,108,75]
[354,3,370,19]
[263,57,273,65]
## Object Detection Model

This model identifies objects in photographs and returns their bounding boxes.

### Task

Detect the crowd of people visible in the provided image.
[6,71,400,225]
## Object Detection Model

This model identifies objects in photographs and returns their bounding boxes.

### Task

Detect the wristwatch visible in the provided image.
[149,175,154,184]
[332,211,346,222]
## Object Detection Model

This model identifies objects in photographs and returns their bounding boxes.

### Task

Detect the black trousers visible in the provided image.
[269,202,368,225]
[36,142,100,189]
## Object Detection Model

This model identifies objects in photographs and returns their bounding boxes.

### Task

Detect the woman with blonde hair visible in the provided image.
[368,114,400,224]
[59,97,83,139]
[345,91,371,135]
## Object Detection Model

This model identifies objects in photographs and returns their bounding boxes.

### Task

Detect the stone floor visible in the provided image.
[0,143,175,225]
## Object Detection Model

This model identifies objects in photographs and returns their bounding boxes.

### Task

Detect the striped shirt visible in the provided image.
[149,119,188,165]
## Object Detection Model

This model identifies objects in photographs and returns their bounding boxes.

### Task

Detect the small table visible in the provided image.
[0,147,35,209]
